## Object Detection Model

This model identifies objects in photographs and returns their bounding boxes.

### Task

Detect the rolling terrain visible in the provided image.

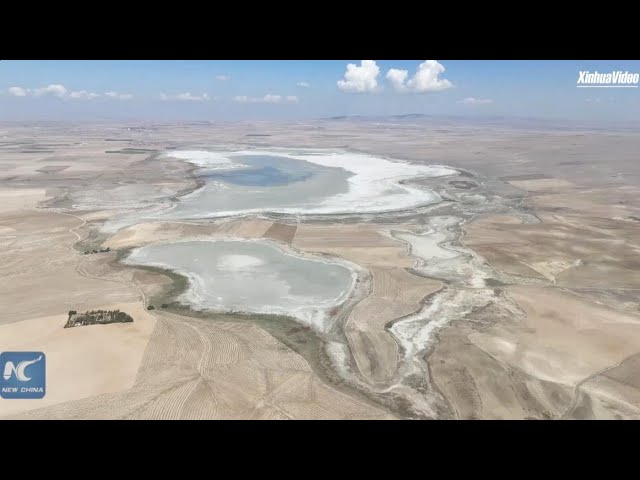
[2,119,640,419]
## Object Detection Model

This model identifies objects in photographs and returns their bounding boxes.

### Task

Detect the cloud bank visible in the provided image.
[263,94,282,103]
[337,60,380,93]
[459,97,493,105]
[69,90,101,100]
[233,94,298,104]
[386,60,453,92]
[6,84,133,100]
[33,84,67,97]
[105,91,133,100]
[160,92,210,101]
[337,60,453,94]
[8,86,29,97]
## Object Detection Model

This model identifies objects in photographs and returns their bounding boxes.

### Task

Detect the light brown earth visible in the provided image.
[263,222,298,245]
[430,167,640,419]
[8,311,391,420]
[0,185,158,416]
[0,208,139,324]
[104,218,275,250]
[0,302,155,418]
[293,224,440,385]
[470,287,640,387]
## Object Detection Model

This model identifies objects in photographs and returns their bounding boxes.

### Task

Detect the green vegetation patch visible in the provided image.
[65,309,133,328]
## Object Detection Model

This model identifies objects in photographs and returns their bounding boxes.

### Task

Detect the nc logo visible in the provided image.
[0,352,46,399]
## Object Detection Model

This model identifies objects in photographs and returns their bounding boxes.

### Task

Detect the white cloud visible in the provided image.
[408,61,453,92]
[33,84,67,98]
[296,81,310,88]
[585,97,602,103]
[386,69,409,91]
[386,60,453,93]
[233,94,297,104]
[105,91,133,100]
[263,94,282,103]
[6,85,132,101]
[69,90,101,100]
[177,92,209,101]
[233,95,259,103]
[232,95,251,103]
[161,92,210,102]
[216,75,230,81]
[8,86,29,97]
[337,60,380,93]
[459,97,493,105]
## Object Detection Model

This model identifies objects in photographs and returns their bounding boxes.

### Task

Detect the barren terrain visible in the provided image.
[2,119,640,419]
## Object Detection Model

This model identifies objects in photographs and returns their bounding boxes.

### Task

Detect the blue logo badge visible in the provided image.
[0,352,46,399]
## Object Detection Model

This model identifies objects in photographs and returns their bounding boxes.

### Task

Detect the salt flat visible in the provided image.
[119,148,454,222]
[125,239,356,330]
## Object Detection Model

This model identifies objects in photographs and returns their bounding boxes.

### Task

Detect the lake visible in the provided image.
[124,239,356,330]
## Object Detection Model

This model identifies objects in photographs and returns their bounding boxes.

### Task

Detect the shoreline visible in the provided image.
[158,147,457,219]
[109,246,394,417]
[120,236,367,332]
[99,151,490,419]
[62,146,524,418]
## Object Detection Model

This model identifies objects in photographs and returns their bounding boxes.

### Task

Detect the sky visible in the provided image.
[1,60,639,123]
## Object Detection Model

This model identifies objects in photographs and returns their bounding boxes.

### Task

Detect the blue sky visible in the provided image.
[1,60,639,123]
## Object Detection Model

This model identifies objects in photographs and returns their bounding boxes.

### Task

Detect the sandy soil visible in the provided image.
[8,311,391,420]
[440,170,640,418]
[0,209,138,324]
[0,302,155,418]
[104,219,274,250]
[0,188,50,213]
[509,178,576,192]
[470,287,640,386]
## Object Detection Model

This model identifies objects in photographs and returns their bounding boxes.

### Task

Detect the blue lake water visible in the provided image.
[206,155,313,186]
[100,149,455,231]
[164,154,352,218]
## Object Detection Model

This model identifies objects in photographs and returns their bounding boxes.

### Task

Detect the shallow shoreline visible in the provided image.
[120,235,368,331]
[156,147,457,218]
[60,145,531,418]
[100,153,489,419]
[110,246,395,417]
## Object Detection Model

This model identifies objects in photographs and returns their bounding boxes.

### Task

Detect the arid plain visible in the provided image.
[1,118,640,419]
